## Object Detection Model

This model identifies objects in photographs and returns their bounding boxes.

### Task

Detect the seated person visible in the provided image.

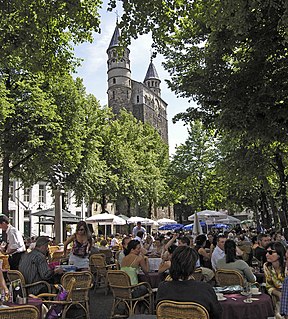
[216,239,256,283]
[121,239,149,297]
[195,234,212,268]
[156,246,222,319]
[19,236,63,295]
[158,244,177,274]
[264,241,286,317]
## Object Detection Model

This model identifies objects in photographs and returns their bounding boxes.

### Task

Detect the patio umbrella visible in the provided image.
[157,218,177,226]
[217,215,241,225]
[158,224,183,231]
[117,214,129,221]
[183,222,206,231]
[188,210,227,222]
[192,212,203,236]
[127,216,145,224]
[86,213,118,237]
[213,223,229,229]
[98,215,126,226]
[31,208,81,220]
[142,218,159,226]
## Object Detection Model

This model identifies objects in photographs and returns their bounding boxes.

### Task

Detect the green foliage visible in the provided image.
[168,120,225,213]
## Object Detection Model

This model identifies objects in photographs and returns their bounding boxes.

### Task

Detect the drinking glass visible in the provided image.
[243,283,252,303]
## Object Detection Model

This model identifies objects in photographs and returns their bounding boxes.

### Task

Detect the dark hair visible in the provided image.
[0,215,9,224]
[178,236,190,246]
[266,241,286,276]
[136,231,144,238]
[217,234,227,242]
[257,233,269,241]
[224,239,237,263]
[168,244,177,254]
[170,246,198,281]
[195,234,207,248]
[124,240,140,256]
[76,221,90,236]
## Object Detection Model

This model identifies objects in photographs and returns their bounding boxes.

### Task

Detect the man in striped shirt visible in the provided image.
[19,236,63,295]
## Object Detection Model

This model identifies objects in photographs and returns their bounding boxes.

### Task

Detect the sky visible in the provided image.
[73,3,196,155]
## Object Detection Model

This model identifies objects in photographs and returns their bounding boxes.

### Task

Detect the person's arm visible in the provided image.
[158,260,171,274]
[241,261,256,282]
[280,278,288,317]
[198,247,211,260]
[164,234,178,251]
[139,255,149,274]
[0,270,8,295]
[63,234,75,257]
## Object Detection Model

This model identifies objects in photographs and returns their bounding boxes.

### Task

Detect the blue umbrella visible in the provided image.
[213,223,229,229]
[158,224,183,231]
[183,222,206,231]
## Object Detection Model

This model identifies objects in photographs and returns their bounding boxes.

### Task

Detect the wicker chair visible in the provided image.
[107,270,154,318]
[0,305,39,319]
[7,269,51,297]
[156,300,210,319]
[89,254,116,293]
[165,269,203,282]
[215,269,245,287]
[98,249,114,264]
[33,277,76,319]
[61,271,93,319]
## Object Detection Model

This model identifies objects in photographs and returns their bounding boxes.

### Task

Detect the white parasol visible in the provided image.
[157,218,177,226]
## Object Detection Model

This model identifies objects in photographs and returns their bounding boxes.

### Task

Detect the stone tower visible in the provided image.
[107,26,168,143]
[107,25,133,114]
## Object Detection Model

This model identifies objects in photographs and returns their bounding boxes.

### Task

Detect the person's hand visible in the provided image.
[54,267,64,275]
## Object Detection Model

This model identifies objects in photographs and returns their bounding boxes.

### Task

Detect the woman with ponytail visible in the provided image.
[216,239,256,283]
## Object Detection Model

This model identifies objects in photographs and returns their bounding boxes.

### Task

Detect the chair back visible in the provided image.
[192,268,204,281]
[7,270,26,296]
[156,300,210,319]
[0,305,39,319]
[98,249,113,264]
[61,271,93,303]
[107,270,133,299]
[215,269,244,286]
[51,251,64,263]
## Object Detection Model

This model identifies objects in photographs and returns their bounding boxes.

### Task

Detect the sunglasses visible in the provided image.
[267,250,277,255]
[77,228,85,231]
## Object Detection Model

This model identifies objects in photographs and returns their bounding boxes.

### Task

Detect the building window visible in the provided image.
[127,91,129,98]
[137,95,139,103]
[9,181,15,201]
[112,91,115,99]
[152,81,154,86]
[23,188,30,202]
[113,78,116,84]
[39,184,46,203]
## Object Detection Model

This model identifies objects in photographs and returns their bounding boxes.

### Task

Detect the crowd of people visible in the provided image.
[1,217,288,318]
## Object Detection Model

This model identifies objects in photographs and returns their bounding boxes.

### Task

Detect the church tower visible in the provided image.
[144,59,161,97]
[107,25,132,114]
[107,26,168,143]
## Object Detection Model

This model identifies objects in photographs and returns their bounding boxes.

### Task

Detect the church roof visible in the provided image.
[108,25,120,49]
[144,61,160,80]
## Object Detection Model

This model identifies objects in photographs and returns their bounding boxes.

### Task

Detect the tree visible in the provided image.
[0,0,103,214]
[110,0,288,224]
[168,120,224,219]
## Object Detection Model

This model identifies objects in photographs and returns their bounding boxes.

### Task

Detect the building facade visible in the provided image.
[107,26,168,143]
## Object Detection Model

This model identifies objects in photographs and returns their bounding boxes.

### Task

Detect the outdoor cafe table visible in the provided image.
[219,292,274,319]
[4,297,43,319]
[138,272,165,289]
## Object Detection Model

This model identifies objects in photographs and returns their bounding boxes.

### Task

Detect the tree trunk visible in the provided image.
[274,148,288,228]
[101,193,107,213]
[2,154,11,216]
[2,154,11,242]
[126,197,131,217]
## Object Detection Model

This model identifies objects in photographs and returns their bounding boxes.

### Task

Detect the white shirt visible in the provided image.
[132,226,146,237]
[211,245,225,270]
[6,224,26,254]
